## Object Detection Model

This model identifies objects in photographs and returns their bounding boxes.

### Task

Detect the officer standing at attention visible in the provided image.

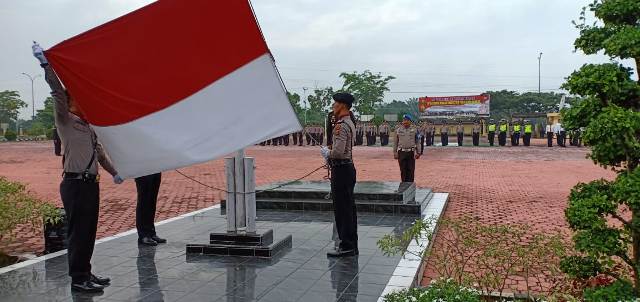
[487,119,496,146]
[393,115,421,182]
[498,119,508,146]
[379,122,390,146]
[512,119,521,146]
[429,121,436,147]
[321,93,358,257]
[136,173,167,246]
[523,120,533,146]
[440,120,449,146]
[456,120,464,146]
[472,121,481,146]
[546,123,554,147]
[35,43,123,293]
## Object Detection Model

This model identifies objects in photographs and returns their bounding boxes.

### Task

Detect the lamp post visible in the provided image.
[537,52,543,94]
[21,72,41,120]
[302,87,308,126]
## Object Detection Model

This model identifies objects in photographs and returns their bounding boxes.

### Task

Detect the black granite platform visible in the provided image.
[187,229,292,258]
[221,181,432,215]
[0,209,415,302]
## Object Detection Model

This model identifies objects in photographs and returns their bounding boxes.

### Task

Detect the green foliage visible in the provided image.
[35,97,55,130]
[339,70,395,115]
[4,130,16,141]
[560,256,602,279]
[306,87,334,113]
[583,280,636,302]
[383,279,481,302]
[0,91,27,124]
[561,0,640,297]
[0,177,61,245]
[486,90,565,120]
[378,216,569,299]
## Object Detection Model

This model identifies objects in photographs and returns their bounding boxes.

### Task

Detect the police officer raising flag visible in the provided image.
[393,115,421,183]
[321,93,358,257]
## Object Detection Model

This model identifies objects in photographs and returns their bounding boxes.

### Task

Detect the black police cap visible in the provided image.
[332,92,354,108]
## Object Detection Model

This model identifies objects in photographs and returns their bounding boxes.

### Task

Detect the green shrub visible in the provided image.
[583,280,637,302]
[0,177,61,244]
[383,279,481,302]
[4,130,16,141]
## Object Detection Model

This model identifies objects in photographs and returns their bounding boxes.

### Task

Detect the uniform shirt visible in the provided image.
[45,65,116,176]
[356,125,363,135]
[546,125,553,133]
[330,115,356,160]
[499,123,508,132]
[379,125,389,134]
[472,125,481,133]
[393,126,418,152]
[488,124,496,132]
[456,125,464,134]
[440,125,449,134]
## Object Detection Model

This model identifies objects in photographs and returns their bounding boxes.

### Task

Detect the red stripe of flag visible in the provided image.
[45,0,269,126]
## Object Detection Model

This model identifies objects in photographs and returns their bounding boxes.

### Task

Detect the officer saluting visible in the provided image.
[321,93,358,257]
[34,43,123,293]
[393,115,420,182]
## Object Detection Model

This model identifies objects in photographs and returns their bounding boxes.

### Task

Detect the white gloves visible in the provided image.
[32,42,48,65]
[320,146,330,160]
[113,175,124,184]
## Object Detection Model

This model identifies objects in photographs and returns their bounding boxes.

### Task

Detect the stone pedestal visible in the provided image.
[187,229,292,258]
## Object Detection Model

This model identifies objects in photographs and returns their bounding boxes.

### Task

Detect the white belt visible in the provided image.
[399,148,415,152]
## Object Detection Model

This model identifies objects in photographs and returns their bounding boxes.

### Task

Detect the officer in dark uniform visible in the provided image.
[136,173,167,246]
[440,120,449,146]
[498,119,508,146]
[37,44,122,293]
[321,93,358,257]
[456,120,464,146]
[472,121,481,146]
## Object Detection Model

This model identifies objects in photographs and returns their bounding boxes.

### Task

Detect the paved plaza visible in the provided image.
[0,140,616,295]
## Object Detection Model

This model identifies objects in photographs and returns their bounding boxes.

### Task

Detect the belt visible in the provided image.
[399,148,415,152]
[329,159,353,167]
[63,172,99,182]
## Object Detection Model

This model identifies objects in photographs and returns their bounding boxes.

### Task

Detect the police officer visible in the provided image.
[379,122,390,146]
[298,130,304,146]
[136,173,167,246]
[429,122,436,147]
[440,120,449,146]
[321,93,358,257]
[512,119,521,146]
[487,119,496,146]
[472,121,481,146]
[523,120,533,146]
[292,130,298,146]
[498,119,508,146]
[546,123,554,147]
[36,44,123,293]
[456,120,464,146]
[393,115,421,182]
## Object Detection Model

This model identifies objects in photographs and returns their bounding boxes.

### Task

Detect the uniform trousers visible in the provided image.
[499,132,507,146]
[330,163,358,251]
[441,133,448,146]
[397,150,416,183]
[473,133,480,146]
[457,133,464,146]
[523,133,531,146]
[135,173,162,239]
[488,131,495,146]
[547,132,554,147]
[60,179,99,283]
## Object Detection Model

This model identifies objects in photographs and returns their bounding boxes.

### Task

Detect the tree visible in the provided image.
[306,87,334,113]
[339,70,395,115]
[560,0,640,298]
[487,90,566,120]
[0,91,27,125]
[35,97,55,130]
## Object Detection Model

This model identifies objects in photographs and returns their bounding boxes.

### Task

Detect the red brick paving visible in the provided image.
[0,140,613,292]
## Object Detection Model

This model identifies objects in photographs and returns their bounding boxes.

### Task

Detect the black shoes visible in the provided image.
[90,274,111,286]
[151,235,167,244]
[327,248,357,257]
[138,235,167,246]
[138,237,158,246]
[71,280,104,293]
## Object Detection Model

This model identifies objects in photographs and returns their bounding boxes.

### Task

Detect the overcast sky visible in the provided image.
[1,0,637,119]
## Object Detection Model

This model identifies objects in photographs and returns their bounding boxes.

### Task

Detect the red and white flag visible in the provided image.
[45,0,300,179]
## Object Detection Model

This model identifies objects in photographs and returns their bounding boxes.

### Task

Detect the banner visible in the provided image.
[419,94,490,118]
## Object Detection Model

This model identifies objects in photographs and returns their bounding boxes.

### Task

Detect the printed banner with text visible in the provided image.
[419,94,490,118]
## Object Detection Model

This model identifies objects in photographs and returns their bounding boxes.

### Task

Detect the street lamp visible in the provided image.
[21,72,42,120]
[302,87,308,126]
[537,52,543,94]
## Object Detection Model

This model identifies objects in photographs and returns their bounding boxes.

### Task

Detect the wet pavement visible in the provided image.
[0,208,415,302]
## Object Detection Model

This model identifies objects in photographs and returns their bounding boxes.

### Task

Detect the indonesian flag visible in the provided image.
[44,0,301,179]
